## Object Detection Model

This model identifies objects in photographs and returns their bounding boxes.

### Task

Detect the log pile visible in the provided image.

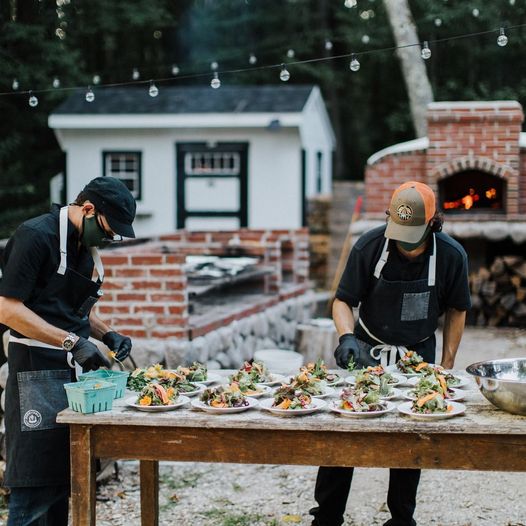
[469,256,526,327]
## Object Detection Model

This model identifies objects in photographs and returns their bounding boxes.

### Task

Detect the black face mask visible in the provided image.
[397,226,431,252]
[81,215,110,248]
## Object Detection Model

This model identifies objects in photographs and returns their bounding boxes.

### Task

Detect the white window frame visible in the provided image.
[103,151,142,199]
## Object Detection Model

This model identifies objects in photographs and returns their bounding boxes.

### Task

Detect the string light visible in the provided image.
[148,81,159,97]
[2,23,524,102]
[85,86,95,103]
[361,35,370,44]
[349,54,360,72]
[497,28,508,47]
[344,0,357,7]
[171,64,180,75]
[52,77,61,88]
[472,8,480,17]
[287,49,295,58]
[28,91,38,107]
[210,72,221,89]
[325,40,333,51]
[279,64,290,82]
[211,61,219,71]
[132,68,140,80]
[249,53,257,65]
[421,41,431,60]
[435,18,442,27]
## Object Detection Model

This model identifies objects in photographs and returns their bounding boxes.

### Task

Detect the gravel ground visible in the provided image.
[61,327,526,525]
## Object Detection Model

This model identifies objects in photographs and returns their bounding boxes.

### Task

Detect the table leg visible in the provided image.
[140,460,159,526]
[70,425,96,526]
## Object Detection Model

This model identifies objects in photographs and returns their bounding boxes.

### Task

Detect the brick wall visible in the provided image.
[364,101,525,218]
[93,228,310,339]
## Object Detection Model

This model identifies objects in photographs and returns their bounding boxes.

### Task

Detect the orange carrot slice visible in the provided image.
[416,391,439,407]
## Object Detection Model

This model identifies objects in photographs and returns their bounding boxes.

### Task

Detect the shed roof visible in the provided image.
[52,85,315,115]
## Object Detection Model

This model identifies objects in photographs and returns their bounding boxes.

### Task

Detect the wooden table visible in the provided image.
[57,372,526,526]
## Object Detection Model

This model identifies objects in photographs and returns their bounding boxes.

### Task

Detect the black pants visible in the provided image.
[7,485,69,526]
[310,466,420,526]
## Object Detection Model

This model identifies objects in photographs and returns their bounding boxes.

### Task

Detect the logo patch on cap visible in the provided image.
[396,204,413,221]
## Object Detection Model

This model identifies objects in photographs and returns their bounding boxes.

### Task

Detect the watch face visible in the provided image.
[62,336,76,351]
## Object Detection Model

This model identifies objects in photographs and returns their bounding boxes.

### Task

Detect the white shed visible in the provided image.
[48,85,335,237]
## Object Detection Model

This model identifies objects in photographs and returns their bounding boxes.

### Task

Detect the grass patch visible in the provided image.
[159,470,204,490]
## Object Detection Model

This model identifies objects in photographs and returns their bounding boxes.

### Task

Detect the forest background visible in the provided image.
[1,0,525,239]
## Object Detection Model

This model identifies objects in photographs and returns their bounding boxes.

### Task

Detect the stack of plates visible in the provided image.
[253,349,304,375]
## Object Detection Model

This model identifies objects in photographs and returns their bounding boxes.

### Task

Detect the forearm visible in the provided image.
[88,311,112,341]
[332,298,356,337]
[441,308,466,369]
[0,296,70,348]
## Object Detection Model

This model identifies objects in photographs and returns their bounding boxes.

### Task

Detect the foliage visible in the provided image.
[1,0,525,238]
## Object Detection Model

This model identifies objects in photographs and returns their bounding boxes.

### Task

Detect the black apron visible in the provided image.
[355,234,439,366]
[4,206,103,487]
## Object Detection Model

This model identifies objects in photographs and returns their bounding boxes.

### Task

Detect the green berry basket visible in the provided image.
[64,379,117,414]
[78,369,130,399]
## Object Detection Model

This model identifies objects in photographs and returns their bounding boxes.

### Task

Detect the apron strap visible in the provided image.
[370,344,409,367]
[58,206,69,276]
[428,233,436,287]
[373,238,390,279]
[90,247,104,283]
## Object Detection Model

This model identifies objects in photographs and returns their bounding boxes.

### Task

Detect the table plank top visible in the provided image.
[57,370,526,435]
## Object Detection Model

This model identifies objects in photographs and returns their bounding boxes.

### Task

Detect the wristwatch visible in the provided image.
[61,332,78,352]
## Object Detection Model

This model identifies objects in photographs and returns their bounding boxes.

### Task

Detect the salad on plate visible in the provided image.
[272,384,314,410]
[396,351,430,375]
[200,385,249,409]
[175,362,208,382]
[135,383,178,407]
[237,360,280,384]
[336,387,387,413]
[304,359,341,385]
[228,370,268,397]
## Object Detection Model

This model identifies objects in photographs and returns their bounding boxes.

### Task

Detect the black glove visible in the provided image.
[71,336,111,371]
[102,331,132,361]
[334,333,361,369]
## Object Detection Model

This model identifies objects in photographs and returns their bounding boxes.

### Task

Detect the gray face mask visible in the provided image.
[397,226,431,252]
[81,215,109,248]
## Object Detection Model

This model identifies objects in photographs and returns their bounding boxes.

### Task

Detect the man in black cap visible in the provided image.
[0,176,136,526]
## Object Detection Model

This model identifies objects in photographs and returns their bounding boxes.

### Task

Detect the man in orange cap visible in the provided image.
[310,181,471,526]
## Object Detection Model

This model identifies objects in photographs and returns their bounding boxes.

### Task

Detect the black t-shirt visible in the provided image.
[336,225,472,314]
[0,205,94,306]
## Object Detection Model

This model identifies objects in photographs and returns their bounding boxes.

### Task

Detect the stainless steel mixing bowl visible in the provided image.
[466,358,526,416]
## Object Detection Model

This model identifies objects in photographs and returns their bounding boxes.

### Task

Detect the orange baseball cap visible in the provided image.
[385,181,436,243]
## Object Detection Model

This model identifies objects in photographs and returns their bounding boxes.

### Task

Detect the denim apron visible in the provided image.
[4,206,104,487]
[354,234,439,367]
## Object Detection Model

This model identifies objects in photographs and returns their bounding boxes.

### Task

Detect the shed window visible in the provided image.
[316,151,323,193]
[103,152,141,199]
[185,152,240,176]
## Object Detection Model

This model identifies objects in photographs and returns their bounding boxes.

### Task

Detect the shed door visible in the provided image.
[176,143,248,229]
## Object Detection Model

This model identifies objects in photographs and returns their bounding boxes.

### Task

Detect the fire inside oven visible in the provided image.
[439,170,505,213]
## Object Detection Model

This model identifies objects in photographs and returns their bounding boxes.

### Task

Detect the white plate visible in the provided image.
[242,385,273,398]
[397,400,466,420]
[312,385,336,399]
[403,387,465,402]
[198,372,223,385]
[406,375,470,389]
[379,387,403,400]
[259,397,326,416]
[191,397,258,414]
[345,373,406,386]
[326,376,344,387]
[257,373,288,386]
[126,395,190,412]
[330,400,396,418]
[178,383,207,397]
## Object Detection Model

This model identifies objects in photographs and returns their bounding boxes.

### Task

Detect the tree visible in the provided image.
[383,0,434,137]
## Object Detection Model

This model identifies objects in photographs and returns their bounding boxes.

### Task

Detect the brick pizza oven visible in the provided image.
[355,101,526,269]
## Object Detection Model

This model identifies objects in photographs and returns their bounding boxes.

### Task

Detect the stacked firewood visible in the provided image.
[469,256,526,327]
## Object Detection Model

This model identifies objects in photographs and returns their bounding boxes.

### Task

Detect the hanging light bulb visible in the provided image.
[210,61,219,71]
[28,91,38,107]
[434,18,442,27]
[325,40,333,51]
[148,81,159,97]
[361,34,370,44]
[344,0,357,7]
[279,64,290,82]
[497,27,508,47]
[349,54,360,72]
[171,64,180,75]
[52,77,61,88]
[472,8,479,17]
[92,74,101,85]
[85,86,95,103]
[210,72,221,89]
[287,49,295,59]
[249,53,257,65]
[421,41,431,60]
[12,78,19,91]
[132,68,140,80]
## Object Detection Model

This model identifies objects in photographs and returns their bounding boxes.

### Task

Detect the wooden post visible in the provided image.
[140,460,159,526]
[70,425,96,526]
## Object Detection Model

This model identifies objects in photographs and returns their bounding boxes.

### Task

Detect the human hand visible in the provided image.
[71,336,111,371]
[102,331,132,361]
[334,333,361,369]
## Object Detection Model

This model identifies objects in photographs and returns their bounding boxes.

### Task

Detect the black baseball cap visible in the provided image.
[82,176,137,238]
